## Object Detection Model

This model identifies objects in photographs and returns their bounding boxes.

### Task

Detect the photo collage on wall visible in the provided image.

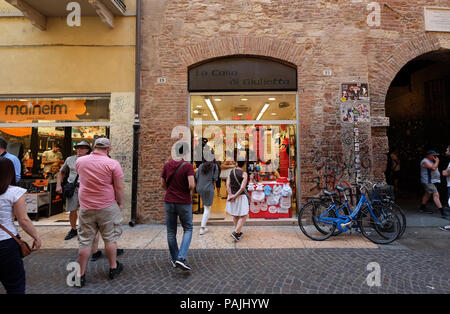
[340,83,370,184]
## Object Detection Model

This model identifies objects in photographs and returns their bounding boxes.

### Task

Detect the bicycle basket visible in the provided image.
[367,184,395,202]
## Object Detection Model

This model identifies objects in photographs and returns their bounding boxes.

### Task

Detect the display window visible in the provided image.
[189,92,298,220]
[0,96,110,220]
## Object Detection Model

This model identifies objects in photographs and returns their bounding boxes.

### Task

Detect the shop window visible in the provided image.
[189,93,298,218]
[0,96,110,220]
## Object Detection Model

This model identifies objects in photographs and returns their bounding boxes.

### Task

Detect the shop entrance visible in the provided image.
[385,49,450,211]
[188,56,299,222]
[189,92,298,221]
[0,96,110,223]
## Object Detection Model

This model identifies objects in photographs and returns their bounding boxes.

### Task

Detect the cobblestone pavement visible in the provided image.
[1,225,449,294]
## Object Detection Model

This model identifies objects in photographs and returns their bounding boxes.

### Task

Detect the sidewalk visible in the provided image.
[18,224,379,250]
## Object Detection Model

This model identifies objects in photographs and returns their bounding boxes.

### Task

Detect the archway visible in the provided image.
[385,49,450,212]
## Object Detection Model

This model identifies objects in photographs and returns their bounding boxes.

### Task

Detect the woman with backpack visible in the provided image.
[195,156,219,235]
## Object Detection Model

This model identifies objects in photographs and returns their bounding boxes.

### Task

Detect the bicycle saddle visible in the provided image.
[336,186,350,191]
[323,190,337,196]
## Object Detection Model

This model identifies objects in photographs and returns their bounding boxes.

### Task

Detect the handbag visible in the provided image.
[0,224,32,258]
[63,174,79,198]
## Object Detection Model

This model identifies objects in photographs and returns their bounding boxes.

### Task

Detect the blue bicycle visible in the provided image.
[298,182,401,244]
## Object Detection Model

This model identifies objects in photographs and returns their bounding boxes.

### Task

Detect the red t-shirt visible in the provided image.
[161,159,195,204]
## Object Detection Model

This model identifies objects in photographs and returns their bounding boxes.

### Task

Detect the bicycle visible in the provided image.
[298,182,401,244]
[365,181,407,239]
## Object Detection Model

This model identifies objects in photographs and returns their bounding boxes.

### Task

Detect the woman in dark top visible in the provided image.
[195,158,219,235]
[225,160,249,241]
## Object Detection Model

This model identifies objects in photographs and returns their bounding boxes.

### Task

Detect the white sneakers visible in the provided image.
[199,227,208,235]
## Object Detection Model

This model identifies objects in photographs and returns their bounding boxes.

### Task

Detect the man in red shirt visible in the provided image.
[161,142,195,271]
[75,137,124,287]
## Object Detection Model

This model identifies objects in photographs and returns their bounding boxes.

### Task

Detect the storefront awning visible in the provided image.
[5,0,126,30]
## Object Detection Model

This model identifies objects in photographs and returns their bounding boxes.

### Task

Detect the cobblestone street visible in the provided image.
[1,225,449,294]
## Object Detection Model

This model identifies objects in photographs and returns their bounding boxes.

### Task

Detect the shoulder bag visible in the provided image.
[63,174,79,198]
[0,224,32,258]
[167,161,187,188]
[232,168,250,204]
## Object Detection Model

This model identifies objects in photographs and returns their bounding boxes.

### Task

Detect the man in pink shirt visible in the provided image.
[75,137,124,287]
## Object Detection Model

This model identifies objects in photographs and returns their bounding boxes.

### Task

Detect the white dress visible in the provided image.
[225,168,249,216]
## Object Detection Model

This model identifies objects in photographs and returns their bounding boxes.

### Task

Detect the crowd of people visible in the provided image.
[1,135,450,293]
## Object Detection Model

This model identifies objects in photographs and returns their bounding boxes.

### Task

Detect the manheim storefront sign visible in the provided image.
[188,56,297,92]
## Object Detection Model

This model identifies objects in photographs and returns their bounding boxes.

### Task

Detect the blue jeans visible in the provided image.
[164,202,193,261]
[0,238,26,294]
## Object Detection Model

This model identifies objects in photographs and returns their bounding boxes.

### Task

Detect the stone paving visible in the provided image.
[1,224,449,294]
[1,248,449,294]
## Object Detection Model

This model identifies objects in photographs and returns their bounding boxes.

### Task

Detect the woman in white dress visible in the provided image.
[225,161,249,241]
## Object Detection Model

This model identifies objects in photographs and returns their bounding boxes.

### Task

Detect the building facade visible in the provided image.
[137,0,450,223]
[0,0,137,223]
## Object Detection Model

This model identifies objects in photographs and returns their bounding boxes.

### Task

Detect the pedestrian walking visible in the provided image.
[0,137,21,183]
[225,160,249,241]
[161,142,195,271]
[0,157,41,294]
[75,138,125,287]
[195,155,219,235]
[419,150,450,219]
[56,141,91,240]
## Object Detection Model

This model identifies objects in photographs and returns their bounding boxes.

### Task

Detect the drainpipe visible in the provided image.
[129,0,141,227]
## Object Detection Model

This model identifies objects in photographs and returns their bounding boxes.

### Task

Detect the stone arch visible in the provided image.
[178,36,309,69]
[370,33,442,105]
[369,33,443,182]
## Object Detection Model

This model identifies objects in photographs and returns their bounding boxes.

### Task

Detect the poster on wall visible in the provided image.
[340,102,370,123]
[341,83,369,101]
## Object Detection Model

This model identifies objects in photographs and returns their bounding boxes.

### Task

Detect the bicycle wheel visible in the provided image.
[357,204,401,244]
[298,200,336,241]
[371,201,406,239]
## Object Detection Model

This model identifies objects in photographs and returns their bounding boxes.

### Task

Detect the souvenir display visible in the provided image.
[247,181,292,219]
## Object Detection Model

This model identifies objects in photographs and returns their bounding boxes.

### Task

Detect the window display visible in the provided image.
[0,96,110,220]
[190,92,298,219]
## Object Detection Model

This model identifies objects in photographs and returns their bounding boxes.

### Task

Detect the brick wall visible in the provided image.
[138,0,450,223]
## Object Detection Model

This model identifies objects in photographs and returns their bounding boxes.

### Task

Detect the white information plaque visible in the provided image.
[424,7,450,32]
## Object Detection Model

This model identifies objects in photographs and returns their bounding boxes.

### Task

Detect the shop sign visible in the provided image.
[0,99,107,123]
[189,57,297,91]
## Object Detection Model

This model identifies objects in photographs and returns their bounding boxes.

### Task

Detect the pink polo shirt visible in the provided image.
[75,151,124,210]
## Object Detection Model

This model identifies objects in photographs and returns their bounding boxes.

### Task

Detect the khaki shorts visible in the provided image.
[78,203,123,249]
[422,183,438,194]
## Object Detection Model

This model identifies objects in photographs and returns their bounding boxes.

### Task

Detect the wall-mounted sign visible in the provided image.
[189,57,297,91]
[157,77,167,83]
[0,98,110,123]
[425,7,450,32]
